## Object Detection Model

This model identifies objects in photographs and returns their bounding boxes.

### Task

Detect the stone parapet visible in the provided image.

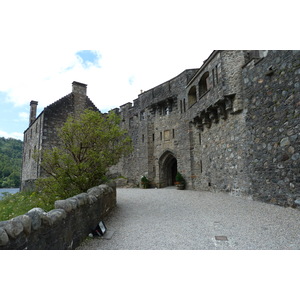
[0,182,116,250]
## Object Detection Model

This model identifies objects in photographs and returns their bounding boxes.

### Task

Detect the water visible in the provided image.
[0,188,20,200]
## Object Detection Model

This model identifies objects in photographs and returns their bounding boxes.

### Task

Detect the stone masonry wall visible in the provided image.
[21,82,99,190]
[0,182,116,250]
[243,50,300,205]
[21,112,44,190]
[110,69,198,186]
[183,51,250,193]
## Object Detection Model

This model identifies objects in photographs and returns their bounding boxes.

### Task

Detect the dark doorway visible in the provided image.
[169,157,177,186]
[159,151,178,187]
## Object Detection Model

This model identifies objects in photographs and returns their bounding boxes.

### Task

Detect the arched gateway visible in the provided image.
[158,151,177,187]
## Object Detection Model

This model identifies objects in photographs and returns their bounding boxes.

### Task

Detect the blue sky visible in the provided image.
[0,0,296,141]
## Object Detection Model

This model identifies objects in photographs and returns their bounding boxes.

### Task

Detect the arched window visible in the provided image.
[199,71,209,98]
[188,86,197,108]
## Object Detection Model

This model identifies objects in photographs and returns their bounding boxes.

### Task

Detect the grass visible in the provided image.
[0,191,56,221]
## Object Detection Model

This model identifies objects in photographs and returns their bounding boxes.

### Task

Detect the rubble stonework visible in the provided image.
[21,51,300,207]
[0,182,116,250]
[21,81,98,191]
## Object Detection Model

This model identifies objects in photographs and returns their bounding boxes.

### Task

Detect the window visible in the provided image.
[172,129,175,139]
[142,134,144,143]
[188,86,197,107]
[199,71,209,97]
[163,106,168,116]
[152,133,155,141]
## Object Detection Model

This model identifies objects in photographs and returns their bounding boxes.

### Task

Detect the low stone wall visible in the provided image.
[0,182,116,250]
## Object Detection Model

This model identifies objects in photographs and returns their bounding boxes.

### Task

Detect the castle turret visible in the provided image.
[29,100,38,125]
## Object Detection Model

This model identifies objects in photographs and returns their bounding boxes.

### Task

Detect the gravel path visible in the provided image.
[77,187,300,250]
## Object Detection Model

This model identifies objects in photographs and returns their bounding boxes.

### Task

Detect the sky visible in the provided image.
[1,0,297,141]
[1,1,298,142]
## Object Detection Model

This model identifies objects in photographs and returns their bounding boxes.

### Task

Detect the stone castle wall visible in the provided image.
[21,51,300,207]
[0,182,116,250]
[110,69,198,186]
[111,50,300,206]
[21,112,44,190]
[243,50,300,205]
[112,51,252,196]
[21,82,99,190]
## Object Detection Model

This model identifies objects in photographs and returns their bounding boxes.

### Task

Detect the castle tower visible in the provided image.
[29,100,38,125]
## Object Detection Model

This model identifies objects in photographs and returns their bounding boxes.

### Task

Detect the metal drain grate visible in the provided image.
[215,236,228,241]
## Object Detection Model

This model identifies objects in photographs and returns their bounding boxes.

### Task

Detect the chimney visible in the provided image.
[72,81,87,96]
[29,101,38,125]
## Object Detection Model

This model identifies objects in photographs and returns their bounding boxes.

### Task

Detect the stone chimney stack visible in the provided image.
[72,81,87,96]
[29,100,38,125]
[72,81,88,116]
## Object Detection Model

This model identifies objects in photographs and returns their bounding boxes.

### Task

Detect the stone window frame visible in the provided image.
[198,71,209,98]
[188,86,197,108]
[129,117,134,128]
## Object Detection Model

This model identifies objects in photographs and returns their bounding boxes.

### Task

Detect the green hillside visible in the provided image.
[0,137,23,188]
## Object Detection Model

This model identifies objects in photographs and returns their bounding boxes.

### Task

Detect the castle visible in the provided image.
[21,50,300,207]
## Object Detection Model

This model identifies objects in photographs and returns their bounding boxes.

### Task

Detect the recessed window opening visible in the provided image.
[188,86,197,107]
[199,71,209,98]
[172,129,175,138]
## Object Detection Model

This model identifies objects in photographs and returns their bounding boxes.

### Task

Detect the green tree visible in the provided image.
[0,137,22,188]
[35,109,132,199]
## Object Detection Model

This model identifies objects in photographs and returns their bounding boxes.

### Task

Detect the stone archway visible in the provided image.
[159,151,178,187]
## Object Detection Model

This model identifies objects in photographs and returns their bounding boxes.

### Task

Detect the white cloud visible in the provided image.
[0,46,213,113]
[0,130,23,141]
[18,112,29,122]
[0,1,217,113]
[3,0,293,116]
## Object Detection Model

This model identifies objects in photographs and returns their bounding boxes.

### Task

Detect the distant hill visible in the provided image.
[0,137,23,188]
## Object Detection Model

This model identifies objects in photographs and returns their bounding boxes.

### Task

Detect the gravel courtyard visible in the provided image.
[77,187,300,250]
